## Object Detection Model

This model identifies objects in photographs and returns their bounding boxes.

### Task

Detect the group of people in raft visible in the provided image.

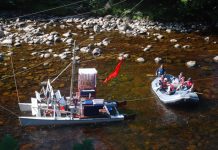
[156,64,194,95]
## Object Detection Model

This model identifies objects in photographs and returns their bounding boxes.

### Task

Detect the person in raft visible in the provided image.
[166,82,175,95]
[184,78,194,92]
[156,64,166,77]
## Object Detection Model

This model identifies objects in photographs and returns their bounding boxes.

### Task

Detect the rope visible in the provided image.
[121,0,144,18]
[8,0,128,20]
[0,58,53,81]
[10,54,20,103]
[0,105,19,117]
[51,62,72,83]
[8,0,89,20]
[124,96,155,102]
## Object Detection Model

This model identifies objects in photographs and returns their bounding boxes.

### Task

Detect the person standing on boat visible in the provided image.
[156,64,166,77]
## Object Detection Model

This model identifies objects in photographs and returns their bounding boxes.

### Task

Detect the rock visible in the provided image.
[157,34,164,40]
[93,25,100,33]
[143,45,152,52]
[213,56,218,63]
[47,35,54,41]
[48,49,53,53]
[186,61,196,68]
[66,38,73,45]
[136,57,144,63]
[44,53,50,58]
[0,30,4,38]
[170,39,177,43]
[0,53,4,61]
[14,42,21,47]
[174,44,180,48]
[80,46,90,53]
[182,45,191,49]
[31,52,37,56]
[204,36,209,42]
[92,48,101,56]
[102,38,110,46]
[1,39,13,45]
[154,57,162,64]
[63,31,72,38]
[33,39,40,44]
[166,29,171,33]
[66,18,73,23]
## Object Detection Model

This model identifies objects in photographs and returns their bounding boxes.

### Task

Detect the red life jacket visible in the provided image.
[169,84,175,91]
[186,81,193,88]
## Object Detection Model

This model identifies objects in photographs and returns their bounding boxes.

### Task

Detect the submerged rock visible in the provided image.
[213,56,218,63]
[186,61,196,68]
[154,57,162,64]
[136,57,145,63]
[92,48,101,56]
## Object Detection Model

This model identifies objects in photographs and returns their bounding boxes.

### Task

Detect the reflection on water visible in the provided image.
[0,21,218,149]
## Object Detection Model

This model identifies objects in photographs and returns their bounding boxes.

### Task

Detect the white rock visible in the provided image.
[204,36,209,42]
[1,39,13,45]
[14,42,21,47]
[136,57,145,63]
[213,56,218,63]
[53,54,58,57]
[60,25,65,29]
[93,25,100,33]
[157,34,164,40]
[44,53,51,58]
[63,31,72,38]
[47,35,54,41]
[92,48,101,56]
[76,25,82,29]
[154,57,162,64]
[186,61,196,68]
[31,52,37,56]
[143,45,152,52]
[66,39,73,44]
[170,39,177,43]
[166,29,171,33]
[48,49,53,53]
[174,44,180,48]
[33,39,40,44]
[102,38,110,46]
[182,45,191,49]
[66,19,73,23]
[80,46,90,53]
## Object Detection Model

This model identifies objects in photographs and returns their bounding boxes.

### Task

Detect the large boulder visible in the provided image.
[186,61,196,68]
[1,39,13,45]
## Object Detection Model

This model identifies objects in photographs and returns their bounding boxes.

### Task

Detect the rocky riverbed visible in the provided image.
[0,15,218,149]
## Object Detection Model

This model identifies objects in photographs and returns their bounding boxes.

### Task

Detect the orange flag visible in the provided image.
[103,59,124,83]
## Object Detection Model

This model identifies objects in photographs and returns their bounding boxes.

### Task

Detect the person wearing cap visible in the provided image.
[156,64,166,77]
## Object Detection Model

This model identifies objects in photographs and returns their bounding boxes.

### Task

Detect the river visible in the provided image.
[0,18,217,149]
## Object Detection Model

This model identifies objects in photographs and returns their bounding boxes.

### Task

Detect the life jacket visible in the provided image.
[162,81,168,89]
[186,81,193,88]
[180,78,185,86]
[169,84,175,91]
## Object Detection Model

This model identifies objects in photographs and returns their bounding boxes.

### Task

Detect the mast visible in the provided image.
[69,40,76,104]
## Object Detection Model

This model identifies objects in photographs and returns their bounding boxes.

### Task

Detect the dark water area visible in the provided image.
[0,21,218,150]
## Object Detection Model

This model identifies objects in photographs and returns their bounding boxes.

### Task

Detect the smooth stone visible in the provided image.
[213,56,218,63]
[204,36,209,42]
[186,61,196,68]
[92,48,101,56]
[1,39,13,45]
[170,39,177,43]
[182,45,191,49]
[143,45,152,52]
[166,29,171,33]
[44,53,50,58]
[157,34,164,40]
[93,25,100,33]
[174,44,180,48]
[154,57,162,64]
[136,57,145,63]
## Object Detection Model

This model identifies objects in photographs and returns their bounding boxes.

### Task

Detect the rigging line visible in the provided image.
[0,105,19,117]
[7,0,89,20]
[121,0,144,18]
[51,62,72,83]
[122,96,155,102]
[0,58,53,81]
[10,51,20,103]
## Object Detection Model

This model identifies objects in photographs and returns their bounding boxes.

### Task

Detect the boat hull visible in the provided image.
[19,115,124,126]
[151,74,199,104]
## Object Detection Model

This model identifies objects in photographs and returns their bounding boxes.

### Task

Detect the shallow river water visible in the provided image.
[0,20,218,150]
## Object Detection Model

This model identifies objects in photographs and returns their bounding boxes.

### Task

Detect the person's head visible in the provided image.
[164,78,167,82]
[179,72,183,76]
[160,64,164,68]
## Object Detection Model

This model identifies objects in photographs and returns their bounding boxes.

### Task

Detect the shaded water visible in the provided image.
[0,22,218,149]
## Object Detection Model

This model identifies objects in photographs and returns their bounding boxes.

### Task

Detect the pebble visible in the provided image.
[174,44,180,48]
[154,57,162,64]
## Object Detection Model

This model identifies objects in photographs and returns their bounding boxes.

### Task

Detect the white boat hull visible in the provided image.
[151,74,199,104]
[19,115,124,126]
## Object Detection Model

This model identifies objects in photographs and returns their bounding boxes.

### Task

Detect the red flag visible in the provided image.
[103,59,124,83]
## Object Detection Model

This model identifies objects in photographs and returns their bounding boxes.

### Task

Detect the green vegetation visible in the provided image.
[0,0,217,23]
[0,134,19,150]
